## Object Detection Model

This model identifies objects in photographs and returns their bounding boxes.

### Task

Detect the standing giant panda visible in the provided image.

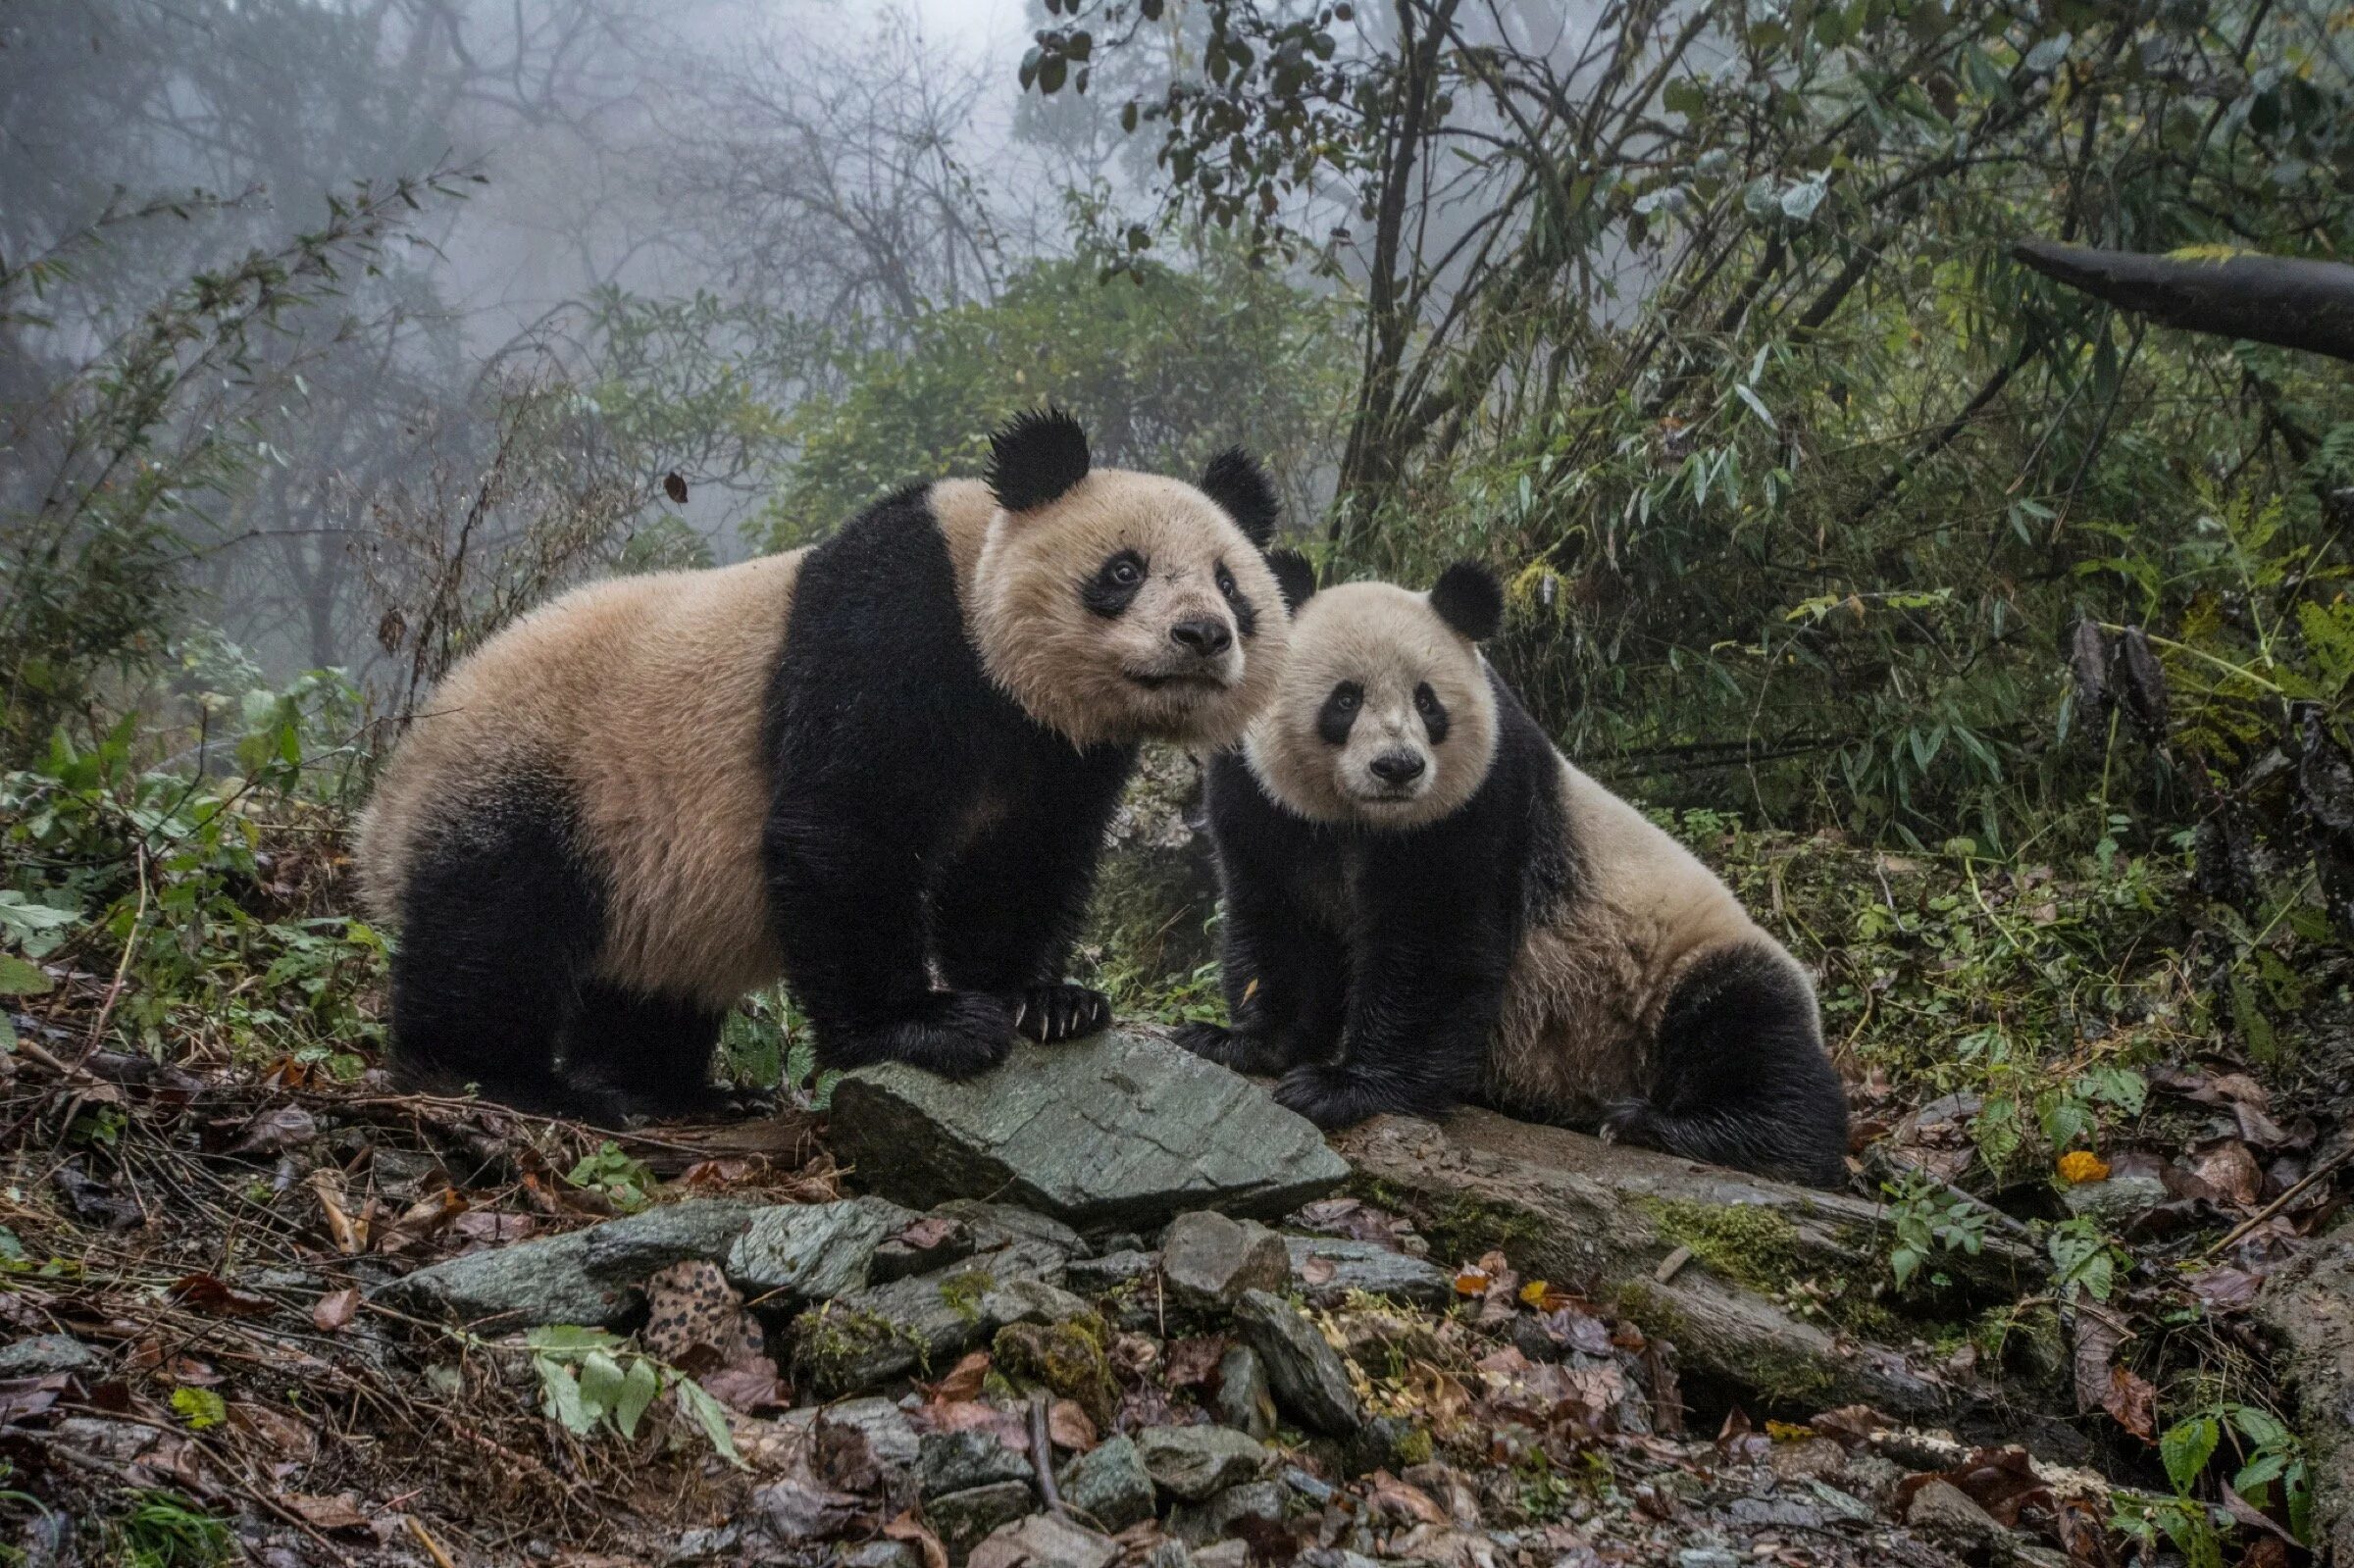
[357,410,1291,1121]
[1178,560,1849,1187]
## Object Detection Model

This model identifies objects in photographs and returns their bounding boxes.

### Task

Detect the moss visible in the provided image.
[1633,1196,1919,1341]
[993,1312,1118,1428]
[1353,1176,1545,1266]
[792,1303,901,1393]
[1394,1425,1435,1467]
[1610,1280,1839,1408]
[937,1268,997,1325]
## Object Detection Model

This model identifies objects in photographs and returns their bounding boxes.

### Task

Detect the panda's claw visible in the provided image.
[1009,984,1112,1045]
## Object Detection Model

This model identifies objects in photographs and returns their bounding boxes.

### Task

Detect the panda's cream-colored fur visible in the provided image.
[1488,759,1810,1120]
[357,469,1288,1014]
[354,548,806,1010]
[1243,582,1497,829]
[1243,579,1814,1123]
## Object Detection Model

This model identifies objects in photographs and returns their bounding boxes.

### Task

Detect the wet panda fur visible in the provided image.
[356,410,1291,1122]
[1179,559,1850,1188]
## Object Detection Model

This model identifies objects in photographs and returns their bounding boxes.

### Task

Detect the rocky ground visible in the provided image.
[0,1021,2345,1567]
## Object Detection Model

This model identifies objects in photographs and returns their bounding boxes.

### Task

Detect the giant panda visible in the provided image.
[1178,559,1849,1187]
[356,410,1292,1122]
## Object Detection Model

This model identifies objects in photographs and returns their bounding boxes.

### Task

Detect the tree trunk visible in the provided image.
[1331,1108,2047,1421]
[2012,241,2354,364]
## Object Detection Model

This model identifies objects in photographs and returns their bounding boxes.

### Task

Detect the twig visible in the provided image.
[408,1515,461,1568]
[70,843,148,1075]
[1029,1395,1067,1518]
[2207,1138,2354,1257]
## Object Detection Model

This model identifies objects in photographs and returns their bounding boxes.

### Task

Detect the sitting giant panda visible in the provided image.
[1178,560,1849,1187]
[357,410,1292,1121]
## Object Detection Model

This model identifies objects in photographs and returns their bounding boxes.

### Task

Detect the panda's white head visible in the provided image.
[969,409,1291,749]
[1244,561,1505,830]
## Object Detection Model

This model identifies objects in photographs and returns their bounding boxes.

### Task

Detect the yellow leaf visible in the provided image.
[2058,1150,2111,1185]
[1765,1420,1816,1442]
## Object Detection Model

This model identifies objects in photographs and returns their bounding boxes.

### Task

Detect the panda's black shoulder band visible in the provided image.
[1431,560,1504,641]
[1200,446,1280,547]
[988,406,1092,513]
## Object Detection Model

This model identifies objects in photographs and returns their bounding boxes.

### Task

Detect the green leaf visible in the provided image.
[526,1324,621,1357]
[2162,1416,2221,1495]
[670,1376,747,1469]
[0,955,51,996]
[578,1348,627,1425]
[613,1355,660,1439]
[172,1387,228,1430]
[537,1359,597,1436]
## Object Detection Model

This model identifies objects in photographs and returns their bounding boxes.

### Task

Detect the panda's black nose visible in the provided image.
[1170,618,1233,658]
[1370,750,1427,784]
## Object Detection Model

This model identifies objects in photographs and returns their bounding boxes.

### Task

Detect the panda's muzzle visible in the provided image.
[1126,614,1239,690]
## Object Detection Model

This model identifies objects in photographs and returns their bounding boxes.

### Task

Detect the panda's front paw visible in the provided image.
[1011,984,1111,1044]
[1273,1062,1379,1131]
[1175,1022,1290,1077]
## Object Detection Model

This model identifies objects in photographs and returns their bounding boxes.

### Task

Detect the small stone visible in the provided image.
[793,1260,1090,1398]
[830,1031,1351,1229]
[1903,1478,2011,1549]
[725,1196,916,1300]
[378,1199,762,1328]
[1161,1212,1289,1311]
[1168,1479,1284,1545]
[2059,1174,2168,1230]
[0,1335,99,1377]
[967,1512,1120,1568]
[1057,1436,1156,1534]
[994,1318,1118,1429]
[1191,1543,1249,1568]
[1284,1238,1452,1308]
[921,1428,1035,1498]
[1212,1344,1275,1441]
[1232,1290,1362,1437]
[1064,1250,1157,1295]
[928,1481,1036,1565]
[842,1544,920,1568]
[1137,1425,1272,1501]
[871,1216,978,1285]
[815,1398,921,1497]
[1133,1543,1194,1568]
[1676,1551,1742,1568]
[936,1202,1087,1261]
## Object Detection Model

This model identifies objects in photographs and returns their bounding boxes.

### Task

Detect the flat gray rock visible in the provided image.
[968,1512,1120,1568]
[376,1199,761,1328]
[1135,1425,1272,1501]
[0,1334,99,1377]
[793,1256,1089,1398]
[1234,1289,1363,1437]
[726,1196,917,1300]
[921,1427,1035,1498]
[1057,1435,1155,1533]
[1168,1479,1285,1546]
[928,1481,1035,1563]
[1212,1344,1275,1441]
[1284,1237,1453,1308]
[830,1030,1349,1229]
[1161,1212,1288,1311]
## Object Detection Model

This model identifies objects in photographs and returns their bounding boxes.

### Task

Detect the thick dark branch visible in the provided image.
[2013,241,2354,365]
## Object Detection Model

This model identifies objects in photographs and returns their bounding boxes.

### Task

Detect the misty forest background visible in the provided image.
[6,0,2354,1519]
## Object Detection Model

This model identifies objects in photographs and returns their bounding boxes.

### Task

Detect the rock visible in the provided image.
[2255,1229,2354,1566]
[1233,1289,1362,1436]
[938,1201,1089,1262]
[1212,1344,1275,1441]
[0,1335,99,1377]
[995,1319,1118,1428]
[920,1428,1035,1498]
[843,1543,921,1568]
[725,1197,916,1300]
[1133,1543,1195,1568]
[377,1199,761,1328]
[1191,1545,1248,1568]
[1161,1212,1289,1311]
[967,1513,1120,1568]
[928,1481,1037,1565]
[1342,1415,1430,1478]
[1676,1551,1742,1568]
[793,1258,1090,1397]
[1136,1425,1272,1501]
[2058,1174,2169,1230]
[830,1030,1350,1229]
[1284,1237,1453,1308]
[1064,1249,1157,1295]
[1057,1436,1156,1534]
[872,1215,978,1284]
[1902,1479,2010,1550]
[1168,1479,1284,1545]
[815,1398,920,1498]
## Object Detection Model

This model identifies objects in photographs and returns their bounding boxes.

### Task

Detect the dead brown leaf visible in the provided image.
[1365,1471,1451,1526]
[885,1510,949,1568]
[375,1188,466,1255]
[285,1493,371,1533]
[919,1350,991,1404]
[311,1288,359,1333]
[170,1274,276,1318]
[2193,1140,2265,1207]
[1048,1398,1096,1453]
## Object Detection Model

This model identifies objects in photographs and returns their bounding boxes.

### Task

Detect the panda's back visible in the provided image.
[356,548,807,1005]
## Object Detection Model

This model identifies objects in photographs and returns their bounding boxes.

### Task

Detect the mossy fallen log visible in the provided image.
[2252,1232,2354,1564]
[1331,1108,2047,1421]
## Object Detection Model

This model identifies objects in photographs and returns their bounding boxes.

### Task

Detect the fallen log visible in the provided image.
[2012,241,2354,365]
[1331,1108,2046,1421]
[2252,1232,2354,1564]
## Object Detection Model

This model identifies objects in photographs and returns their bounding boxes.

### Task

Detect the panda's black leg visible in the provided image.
[1177,887,1348,1077]
[561,986,760,1122]
[385,791,603,1117]
[1617,946,1850,1188]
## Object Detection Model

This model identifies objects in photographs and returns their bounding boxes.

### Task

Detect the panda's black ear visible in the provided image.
[988,406,1091,513]
[1266,549,1318,612]
[1430,561,1504,641]
[1199,446,1279,547]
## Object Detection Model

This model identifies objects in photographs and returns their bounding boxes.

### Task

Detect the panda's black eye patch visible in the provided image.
[1415,682,1451,744]
[1317,681,1362,746]
[1216,560,1259,639]
[1082,549,1148,618]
